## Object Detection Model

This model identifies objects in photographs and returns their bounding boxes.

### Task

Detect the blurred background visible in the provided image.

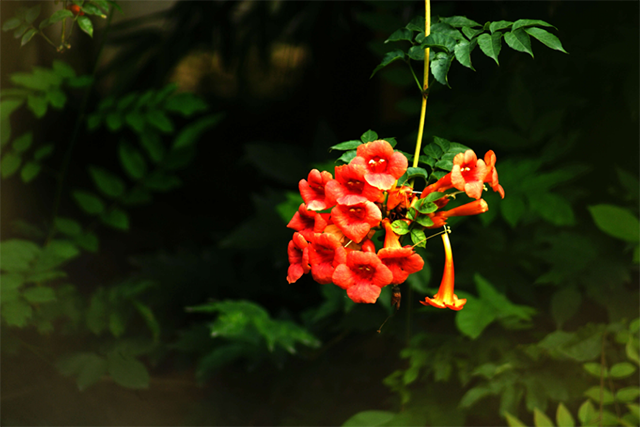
[1,1,638,426]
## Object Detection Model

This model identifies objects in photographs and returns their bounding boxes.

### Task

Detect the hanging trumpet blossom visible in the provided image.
[285,136,504,310]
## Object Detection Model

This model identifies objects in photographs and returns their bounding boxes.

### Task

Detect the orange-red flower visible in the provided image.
[351,140,408,190]
[420,232,466,310]
[299,169,335,211]
[427,199,489,228]
[332,251,393,303]
[450,150,488,200]
[325,164,382,206]
[287,232,310,284]
[308,233,347,284]
[287,203,330,240]
[482,150,505,199]
[331,201,381,243]
[378,220,424,284]
[386,185,415,211]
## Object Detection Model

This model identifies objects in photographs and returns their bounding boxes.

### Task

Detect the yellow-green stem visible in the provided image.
[411,0,431,169]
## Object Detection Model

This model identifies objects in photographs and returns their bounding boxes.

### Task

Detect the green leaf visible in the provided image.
[404,167,429,181]
[512,19,557,32]
[132,300,160,341]
[57,352,107,391]
[88,166,125,198]
[172,113,223,150]
[478,32,502,65]
[20,161,40,183]
[34,240,80,271]
[163,93,208,116]
[146,109,173,133]
[0,239,40,272]
[578,400,597,426]
[27,94,47,118]
[528,192,575,226]
[456,298,496,339]
[462,26,483,39]
[119,141,147,180]
[81,4,107,17]
[533,408,554,427]
[501,196,526,227]
[52,60,76,78]
[431,52,454,87]
[423,192,445,203]
[23,286,56,303]
[121,187,152,206]
[77,15,93,37]
[405,16,425,32]
[371,50,406,78]
[439,16,480,28]
[139,132,164,163]
[86,290,107,334]
[33,144,53,160]
[390,220,410,236]
[25,5,41,24]
[422,33,456,52]
[407,46,425,61]
[3,18,22,32]
[337,150,357,164]
[414,198,437,214]
[556,403,575,427]
[109,311,126,337]
[1,152,22,178]
[124,110,145,133]
[504,412,527,427]
[361,130,378,143]
[524,27,567,53]
[2,300,33,327]
[143,172,181,192]
[1,273,25,292]
[505,29,534,57]
[106,351,150,389]
[489,20,513,33]
[343,410,395,427]
[100,208,129,230]
[105,112,123,131]
[67,75,93,88]
[74,232,99,252]
[410,228,426,248]
[20,28,37,47]
[584,386,614,405]
[1,99,25,121]
[14,23,29,39]
[454,38,478,70]
[550,287,581,328]
[416,216,434,227]
[609,362,636,378]
[46,89,66,109]
[330,140,362,151]
[583,362,607,378]
[27,270,66,283]
[1,118,10,147]
[616,387,640,402]
[53,216,82,237]
[385,28,413,43]
[588,205,639,242]
[72,190,105,215]
[48,9,73,24]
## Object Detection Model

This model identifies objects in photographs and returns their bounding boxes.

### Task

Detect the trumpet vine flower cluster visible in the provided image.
[286,138,504,310]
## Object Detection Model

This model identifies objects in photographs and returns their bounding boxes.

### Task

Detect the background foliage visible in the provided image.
[1,1,638,426]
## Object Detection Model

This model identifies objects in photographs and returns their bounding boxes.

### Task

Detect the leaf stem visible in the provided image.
[407,61,423,93]
[411,0,431,170]
[47,5,115,241]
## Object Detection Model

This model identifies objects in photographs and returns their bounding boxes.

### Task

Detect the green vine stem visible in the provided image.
[406,0,431,345]
[412,0,431,169]
[47,5,115,242]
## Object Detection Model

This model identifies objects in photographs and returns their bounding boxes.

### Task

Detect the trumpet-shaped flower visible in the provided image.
[287,232,310,284]
[325,164,382,206]
[450,150,488,200]
[308,233,347,284]
[386,185,415,211]
[420,232,466,310]
[299,169,335,211]
[378,219,424,284]
[287,204,330,240]
[427,199,489,228]
[483,150,505,199]
[351,140,408,190]
[331,201,381,243]
[332,251,393,303]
